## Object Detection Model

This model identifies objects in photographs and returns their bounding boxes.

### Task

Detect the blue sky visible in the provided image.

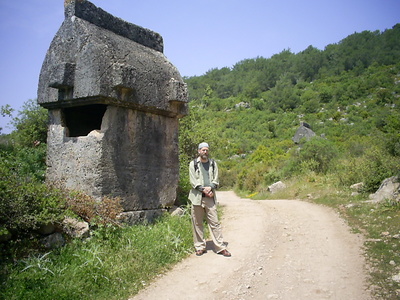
[0,0,399,133]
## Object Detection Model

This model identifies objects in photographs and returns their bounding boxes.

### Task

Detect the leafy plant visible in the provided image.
[0,150,65,236]
[10,99,48,147]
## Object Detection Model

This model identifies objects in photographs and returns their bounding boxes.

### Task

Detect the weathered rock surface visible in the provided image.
[118,209,167,225]
[268,181,286,194]
[38,0,187,116]
[368,176,400,203]
[350,182,364,191]
[41,233,65,249]
[37,0,188,212]
[63,217,90,238]
[292,123,316,144]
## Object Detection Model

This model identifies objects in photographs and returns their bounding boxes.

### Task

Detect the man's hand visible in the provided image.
[203,187,213,197]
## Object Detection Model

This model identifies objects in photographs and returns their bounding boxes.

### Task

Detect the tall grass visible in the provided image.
[0,211,193,300]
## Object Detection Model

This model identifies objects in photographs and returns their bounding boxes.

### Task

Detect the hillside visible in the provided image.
[177,25,400,299]
[179,23,400,195]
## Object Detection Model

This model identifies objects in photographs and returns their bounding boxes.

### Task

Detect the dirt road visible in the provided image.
[130,191,372,300]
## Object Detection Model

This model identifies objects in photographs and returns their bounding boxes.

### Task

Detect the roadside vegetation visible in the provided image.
[1,24,400,299]
[1,211,193,300]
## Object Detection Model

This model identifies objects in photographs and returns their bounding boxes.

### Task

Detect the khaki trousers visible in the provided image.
[191,197,226,253]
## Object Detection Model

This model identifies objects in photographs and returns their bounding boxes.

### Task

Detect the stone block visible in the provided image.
[38,0,187,213]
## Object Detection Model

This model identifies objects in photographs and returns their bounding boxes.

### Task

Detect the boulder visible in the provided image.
[37,223,57,235]
[235,102,250,109]
[392,273,400,283]
[169,206,185,217]
[292,124,316,144]
[350,182,364,191]
[368,176,400,203]
[63,217,90,238]
[268,181,286,194]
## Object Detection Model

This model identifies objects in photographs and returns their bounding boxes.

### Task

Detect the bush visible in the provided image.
[0,147,65,236]
[218,161,240,189]
[285,138,338,175]
[0,172,65,236]
[339,145,400,192]
[10,99,48,147]
[66,191,123,226]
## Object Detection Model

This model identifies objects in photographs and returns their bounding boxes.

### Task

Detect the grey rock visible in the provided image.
[292,124,316,144]
[41,233,65,249]
[368,176,400,203]
[268,181,286,194]
[37,223,56,235]
[350,182,364,191]
[118,209,167,225]
[37,1,188,212]
[169,206,185,217]
[392,273,400,283]
[235,102,250,109]
[63,217,90,238]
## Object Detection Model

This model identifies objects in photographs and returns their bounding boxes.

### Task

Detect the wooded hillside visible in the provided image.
[179,23,400,197]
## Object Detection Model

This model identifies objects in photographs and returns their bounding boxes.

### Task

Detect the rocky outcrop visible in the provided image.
[292,122,316,144]
[368,176,400,203]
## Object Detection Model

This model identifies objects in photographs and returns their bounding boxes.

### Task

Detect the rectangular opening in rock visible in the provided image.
[63,104,107,137]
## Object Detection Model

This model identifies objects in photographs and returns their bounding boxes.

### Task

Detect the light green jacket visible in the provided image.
[188,157,219,205]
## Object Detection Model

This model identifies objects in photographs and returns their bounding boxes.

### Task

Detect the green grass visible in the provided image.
[0,211,193,300]
[345,200,400,299]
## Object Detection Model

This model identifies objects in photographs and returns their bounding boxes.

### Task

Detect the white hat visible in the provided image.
[198,142,209,149]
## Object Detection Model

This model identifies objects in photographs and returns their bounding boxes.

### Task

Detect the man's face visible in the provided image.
[198,147,209,160]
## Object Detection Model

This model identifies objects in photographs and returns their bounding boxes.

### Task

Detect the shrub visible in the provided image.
[338,144,400,192]
[218,162,239,189]
[359,147,397,192]
[0,147,64,236]
[66,191,123,226]
[236,162,272,192]
[10,99,48,147]
[0,171,65,235]
[293,137,338,174]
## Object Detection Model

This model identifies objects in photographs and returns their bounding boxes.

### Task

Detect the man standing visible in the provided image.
[188,142,231,257]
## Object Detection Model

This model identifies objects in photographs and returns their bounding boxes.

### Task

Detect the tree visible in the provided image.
[297,138,338,174]
[11,99,48,147]
[0,104,14,135]
[267,74,300,111]
[294,45,324,81]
